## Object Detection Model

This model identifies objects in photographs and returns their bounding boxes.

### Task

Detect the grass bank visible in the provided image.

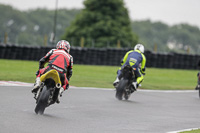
[180,129,200,133]
[0,59,198,90]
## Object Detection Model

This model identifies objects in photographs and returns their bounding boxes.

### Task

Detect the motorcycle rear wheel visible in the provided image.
[116,79,128,100]
[35,86,50,115]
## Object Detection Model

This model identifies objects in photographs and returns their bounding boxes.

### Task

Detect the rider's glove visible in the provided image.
[35,70,39,76]
[141,68,146,75]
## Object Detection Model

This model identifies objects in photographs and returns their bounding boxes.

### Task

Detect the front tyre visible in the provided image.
[116,79,128,100]
[35,86,50,115]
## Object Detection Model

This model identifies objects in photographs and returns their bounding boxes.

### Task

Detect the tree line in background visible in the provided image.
[0,1,200,54]
[0,4,79,46]
[62,0,138,48]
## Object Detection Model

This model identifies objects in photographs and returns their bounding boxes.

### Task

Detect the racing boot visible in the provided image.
[132,82,138,90]
[56,87,64,103]
[113,77,119,88]
[32,77,41,94]
[195,85,200,90]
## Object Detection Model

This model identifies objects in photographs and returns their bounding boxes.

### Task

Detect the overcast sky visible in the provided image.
[0,0,200,28]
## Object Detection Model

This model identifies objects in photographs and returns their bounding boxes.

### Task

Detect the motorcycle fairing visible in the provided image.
[40,69,61,86]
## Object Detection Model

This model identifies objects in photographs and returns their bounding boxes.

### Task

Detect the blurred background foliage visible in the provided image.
[62,0,138,48]
[1,0,200,54]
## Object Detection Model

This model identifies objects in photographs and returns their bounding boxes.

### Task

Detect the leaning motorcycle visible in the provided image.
[115,65,136,100]
[34,69,62,115]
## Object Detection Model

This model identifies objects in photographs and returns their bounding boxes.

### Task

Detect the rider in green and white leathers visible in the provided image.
[115,44,146,88]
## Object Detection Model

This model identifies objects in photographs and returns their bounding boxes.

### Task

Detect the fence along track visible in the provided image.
[0,44,199,69]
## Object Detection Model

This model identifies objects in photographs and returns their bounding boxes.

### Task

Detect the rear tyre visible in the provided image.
[35,86,50,115]
[116,79,128,100]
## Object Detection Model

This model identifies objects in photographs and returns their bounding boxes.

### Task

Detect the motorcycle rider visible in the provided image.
[195,72,200,90]
[113,44,146,89]
[32,40,73,102]
[195,60,200,90]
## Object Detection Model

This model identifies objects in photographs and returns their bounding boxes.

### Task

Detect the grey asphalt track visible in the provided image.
[0,86,200,133]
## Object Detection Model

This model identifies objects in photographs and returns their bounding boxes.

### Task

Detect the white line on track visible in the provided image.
[0,81,33,87]
[72,86,197,93]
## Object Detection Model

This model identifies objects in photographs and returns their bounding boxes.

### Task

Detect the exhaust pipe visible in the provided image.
[56,83,61,88]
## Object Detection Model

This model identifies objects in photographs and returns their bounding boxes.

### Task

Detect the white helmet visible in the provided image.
[56,40,70,53]
[134,44,144,53]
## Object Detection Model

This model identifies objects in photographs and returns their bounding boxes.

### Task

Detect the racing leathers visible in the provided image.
[36,49,73,90]
[117,49,146,86]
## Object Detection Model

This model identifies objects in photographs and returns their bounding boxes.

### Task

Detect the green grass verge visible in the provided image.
[0,59,198,90]
[180,129,200,133]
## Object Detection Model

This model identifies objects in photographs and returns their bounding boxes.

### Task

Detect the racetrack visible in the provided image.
[0,85,200,133]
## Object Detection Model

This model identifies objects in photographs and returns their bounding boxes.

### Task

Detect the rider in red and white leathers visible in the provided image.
[32,40,73,98]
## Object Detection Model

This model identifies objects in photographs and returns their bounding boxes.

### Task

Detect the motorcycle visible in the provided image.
[34,69,62,115]
[115,65,136,100]
[195,72,200,98]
